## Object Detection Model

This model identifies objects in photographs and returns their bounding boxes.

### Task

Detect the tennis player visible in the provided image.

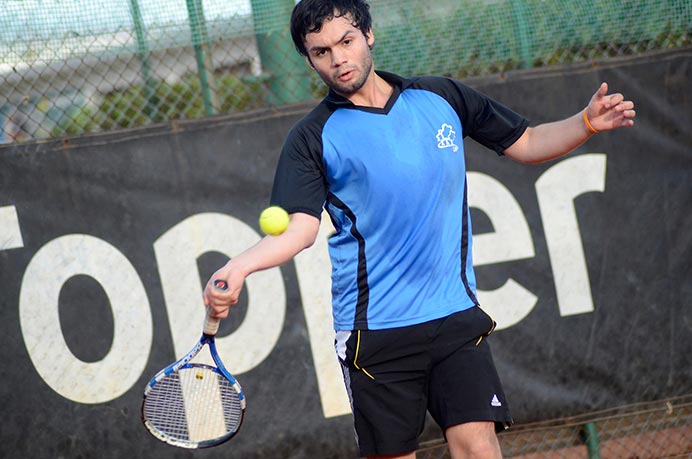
[205,1,636,457]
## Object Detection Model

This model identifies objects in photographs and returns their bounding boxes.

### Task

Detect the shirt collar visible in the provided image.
[324,70,409,107]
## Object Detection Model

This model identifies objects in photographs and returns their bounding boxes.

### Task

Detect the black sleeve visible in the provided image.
[413,76,530,155]
[269,110,328,219]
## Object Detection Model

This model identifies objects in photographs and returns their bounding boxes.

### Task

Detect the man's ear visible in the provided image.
[365,28,375,47]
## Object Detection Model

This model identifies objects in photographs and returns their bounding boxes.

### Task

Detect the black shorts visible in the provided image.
[335,306,512,457]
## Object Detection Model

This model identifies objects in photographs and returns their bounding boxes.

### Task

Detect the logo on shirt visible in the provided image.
[436,123,459,152]
[491,394,502,407]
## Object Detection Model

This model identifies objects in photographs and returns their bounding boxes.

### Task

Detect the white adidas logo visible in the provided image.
[491,394,502,407]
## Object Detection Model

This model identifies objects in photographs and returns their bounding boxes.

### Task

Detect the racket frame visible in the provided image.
[141,329,246,448]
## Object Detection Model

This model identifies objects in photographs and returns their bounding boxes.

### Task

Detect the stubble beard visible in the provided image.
[325,53,373,96]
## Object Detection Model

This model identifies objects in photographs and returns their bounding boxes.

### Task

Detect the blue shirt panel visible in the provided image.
[323,88,477,330]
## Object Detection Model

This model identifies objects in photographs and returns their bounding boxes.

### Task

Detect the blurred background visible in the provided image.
[1,0,690,143]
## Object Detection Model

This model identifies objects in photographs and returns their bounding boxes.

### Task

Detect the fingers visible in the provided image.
[615,100,635,111]
[592,82,624,109]
[611,99,636,125]
[204,276,240,318]
[618,105,636,125]
[594,81,635,110]
[206,295,234,318]
[596,81,608,99]
[208,303,231,319]
[595,82,633,112]
[621,109,636,127]
[586,82,636,131]
[604,92,624,109]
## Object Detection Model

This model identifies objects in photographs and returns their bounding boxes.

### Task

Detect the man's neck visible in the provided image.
[341,71,393,109]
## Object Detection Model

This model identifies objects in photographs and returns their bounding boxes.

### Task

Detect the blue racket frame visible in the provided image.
[142,332,246,448]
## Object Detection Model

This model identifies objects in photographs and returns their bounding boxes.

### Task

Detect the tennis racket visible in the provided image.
[141,279,245,448]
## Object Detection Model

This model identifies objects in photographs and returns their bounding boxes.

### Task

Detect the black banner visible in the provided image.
[1,49,691,458]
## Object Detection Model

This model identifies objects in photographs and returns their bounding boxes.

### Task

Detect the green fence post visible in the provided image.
[128,0,161,121]
[249,0,312,105]
[583,422,602,459]
[510,0,532,69]
[186,0,218,116]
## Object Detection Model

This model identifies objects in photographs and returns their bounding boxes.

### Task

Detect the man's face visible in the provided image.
[303,13,375,97]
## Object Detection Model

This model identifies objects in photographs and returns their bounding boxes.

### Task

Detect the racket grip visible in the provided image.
[204,309,221,335]
[204,279,228,335]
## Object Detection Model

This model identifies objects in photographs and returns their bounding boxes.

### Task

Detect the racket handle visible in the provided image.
[204,279,228,336]
[204,309,220,335]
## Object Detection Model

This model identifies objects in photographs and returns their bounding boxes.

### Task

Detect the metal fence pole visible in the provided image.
[186,0,219,116]
[583,422,602,459]
[128,0,161,122]
[510,0,532,68]
[250,0,312,105]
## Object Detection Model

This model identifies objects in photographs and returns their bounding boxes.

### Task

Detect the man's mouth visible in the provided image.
[337,70,354,81]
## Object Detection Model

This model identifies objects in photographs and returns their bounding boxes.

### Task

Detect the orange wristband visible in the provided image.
[583,108,599,134]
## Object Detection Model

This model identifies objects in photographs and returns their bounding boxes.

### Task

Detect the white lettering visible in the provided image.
[535,153,606,316]
[153,213,285,373]
[19,234,152,404]
[7,153,607,412]
[294,212,351,418]
[0,205,24,250]
[468,172,538,330]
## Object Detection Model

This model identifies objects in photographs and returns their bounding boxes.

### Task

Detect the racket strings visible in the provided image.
[144,373,190,440]
[143,365,243,447]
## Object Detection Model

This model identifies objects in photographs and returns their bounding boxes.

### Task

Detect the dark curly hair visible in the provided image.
[290,0,372,57]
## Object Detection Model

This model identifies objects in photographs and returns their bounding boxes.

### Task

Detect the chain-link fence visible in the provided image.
[1,0,691,143]
[417,395,692,459]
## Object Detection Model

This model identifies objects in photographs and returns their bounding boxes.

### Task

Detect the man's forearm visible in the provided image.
[504,111,593,165]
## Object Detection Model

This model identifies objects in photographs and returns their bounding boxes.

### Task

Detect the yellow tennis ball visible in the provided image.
[259,206,290,235]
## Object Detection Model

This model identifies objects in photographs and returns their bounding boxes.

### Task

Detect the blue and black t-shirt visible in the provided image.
[271,71,529,331]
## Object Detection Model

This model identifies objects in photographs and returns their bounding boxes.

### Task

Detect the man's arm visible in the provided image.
[204,212,320,318]
[504,82,636,164]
